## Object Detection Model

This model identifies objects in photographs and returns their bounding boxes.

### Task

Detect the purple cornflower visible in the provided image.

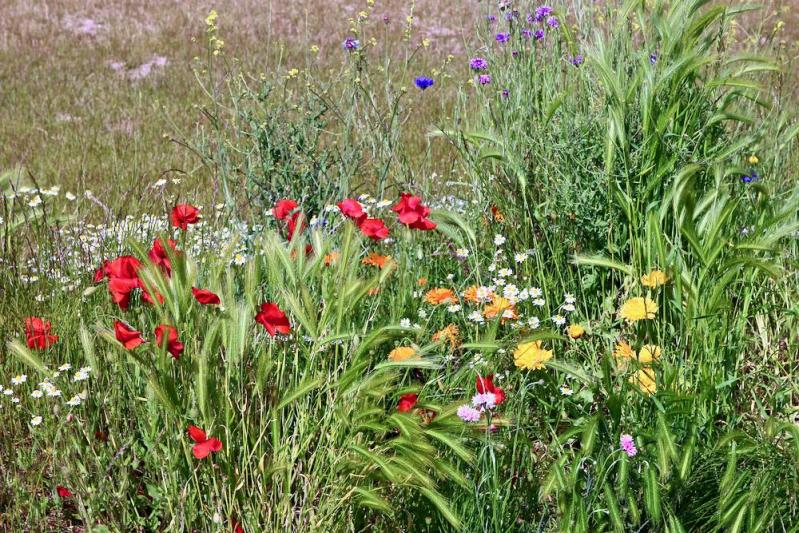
[415,76,434,90]
[620,434,638,457]
[650,53,658,64]
[534,6,553,22]
[487,14,497,23]
[570,54,585,66]
[522,28,533,39]
[343,37,360,51]
[472,392,497,409]
[546,16,559,28]
[470,57,488,71]
[383,15,390,24]
[534,29,545,41]
[526,13,535,24]
[512,50,520,58]
[496,32,510,43]
[502,88,510,98]
[478,74,492,85]
[457,405,482,422]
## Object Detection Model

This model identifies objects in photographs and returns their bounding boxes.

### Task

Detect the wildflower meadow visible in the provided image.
[3,0,799,531]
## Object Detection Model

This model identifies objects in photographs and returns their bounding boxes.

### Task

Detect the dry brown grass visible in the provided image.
[0,0,476,209]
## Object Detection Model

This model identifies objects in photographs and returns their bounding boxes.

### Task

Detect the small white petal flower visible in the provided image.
[30,415,43,426]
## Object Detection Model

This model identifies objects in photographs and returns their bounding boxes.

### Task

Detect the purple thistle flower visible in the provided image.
[546,16,559,28]
[534,6,553,22]
[470,57,488,71]
[478,74,492,85]
[570,54,585,66]
[534,29,545,41]
[620,434,638,457]
[457,405,482,422]
[414,76,434,90]
[343,37,360,51]
[496,32,510,43]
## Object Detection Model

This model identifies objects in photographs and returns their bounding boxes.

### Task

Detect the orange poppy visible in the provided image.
[362,253,391,269]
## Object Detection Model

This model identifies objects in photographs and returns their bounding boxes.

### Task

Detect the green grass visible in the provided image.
[2,0,799,531]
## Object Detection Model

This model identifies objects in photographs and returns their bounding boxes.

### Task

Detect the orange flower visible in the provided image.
[483,296,516,320]
[424,288,456,305]
[432,324,460,349]
[388,346,418,362]
[324,251,339,266]
[417,277,428,287]
[368,288,381,296]
[362,253,391,269]
[462,285,479,303]
[491,205,505,223]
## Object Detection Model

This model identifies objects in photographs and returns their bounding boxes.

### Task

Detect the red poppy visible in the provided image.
[155,325,184,359]
[93,260,109,283]
[397,393,418,413]
[105,256,144,310]
[192,287,221,305]
[148,238,178,276]
[273,199,298,221]
[392,193,437,230]
[476,374,506,405]
[105,255,142,280]
[56,486,73,498]
[141,287,165,306]
[357,218,389,241]
[171,204,201,230]
[25,317,58,349]
[255,302,291,336]
[114,320,145,350]
[186,425,223,459]
[337,198,366,223]
[285,211,307,240]
[232,517,245,533]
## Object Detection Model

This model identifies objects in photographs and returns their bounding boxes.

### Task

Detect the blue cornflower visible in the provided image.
[741,171,760,183]
[343,37,360,50]
[534,29,545,41]
[415,76,435,90]
[496,32,510,43]
[570,54,585,66]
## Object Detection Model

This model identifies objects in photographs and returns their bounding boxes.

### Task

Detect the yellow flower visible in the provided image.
[630,368,657,395]
[483,296,514,320]
[388,346,417,362]
[566,324,585,339]
[641,270,668,288]
[619,297,658,322]
[637,344,662,364]
[432,324,460,350]
[614,341,635,360]
[514,340,553,370]
[310,45,319,54]
[748,154,759,165]
[425,288,456,305]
